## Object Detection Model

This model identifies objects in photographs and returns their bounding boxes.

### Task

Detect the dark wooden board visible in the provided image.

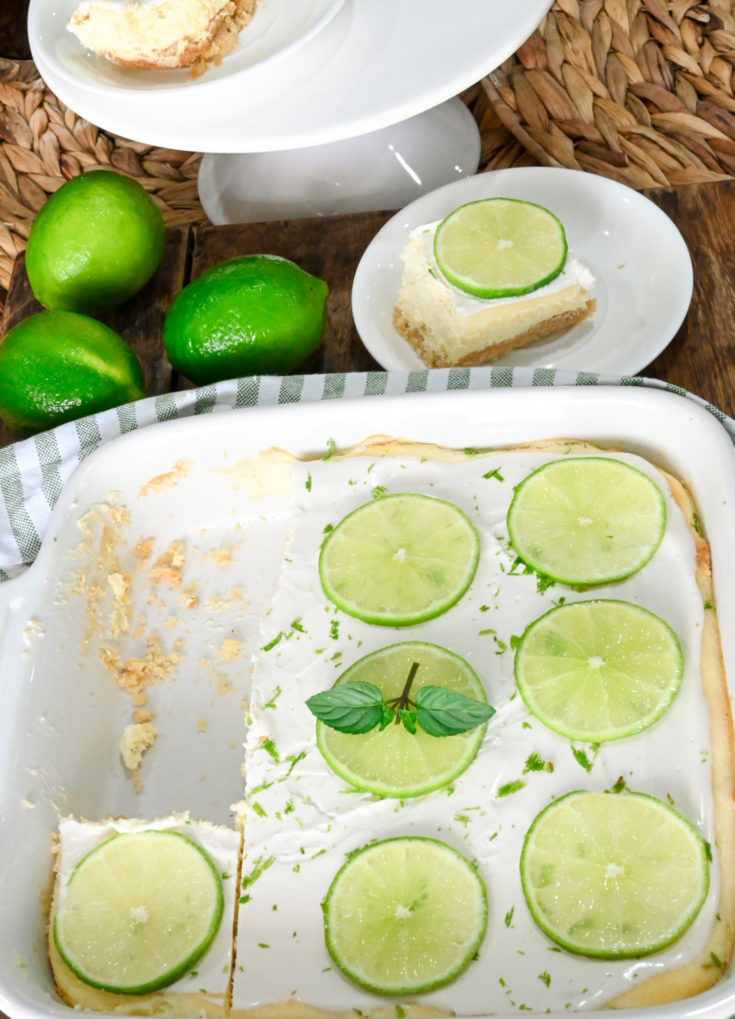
[3,186,735,447]
[643,182,735,415]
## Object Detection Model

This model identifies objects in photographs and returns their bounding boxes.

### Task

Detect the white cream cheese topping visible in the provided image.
[232,447,716,1014]
[411,220,596,316]
[56,814,240,998]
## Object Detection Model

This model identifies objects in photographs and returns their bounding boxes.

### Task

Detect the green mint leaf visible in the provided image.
[306,681,385,734]
[379,704,396,730]
[400,708,417,734]
[414,685,495,737]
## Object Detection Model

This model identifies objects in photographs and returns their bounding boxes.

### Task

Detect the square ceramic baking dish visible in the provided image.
[2,385,735,1019]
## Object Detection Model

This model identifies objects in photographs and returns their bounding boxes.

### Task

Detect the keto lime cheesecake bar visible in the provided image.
[49,815,240,1016]
[394,221,595,367]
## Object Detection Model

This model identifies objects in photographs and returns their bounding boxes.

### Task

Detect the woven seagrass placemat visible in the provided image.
[483,0,735,188]
[2,1,735,308]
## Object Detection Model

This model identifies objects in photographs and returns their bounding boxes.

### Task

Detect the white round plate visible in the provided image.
[352,167,694,374]
[29,0,347,94]
[28,0,553,151]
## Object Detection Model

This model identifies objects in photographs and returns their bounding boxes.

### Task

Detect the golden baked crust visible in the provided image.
[393,300,596,368]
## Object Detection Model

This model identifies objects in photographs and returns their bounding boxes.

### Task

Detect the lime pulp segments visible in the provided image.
[433,197,568,298]
[324,837,488,994]
[317,642,490,797]
[507,457,666,585]
[54,831,224,995]
[514,599,683,741]
[319,493,480,626]
[521,791,709,958]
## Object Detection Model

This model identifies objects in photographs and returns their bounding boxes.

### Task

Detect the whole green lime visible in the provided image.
[0,311,145,435]
[163,255,328,383]
[25,170,165,314]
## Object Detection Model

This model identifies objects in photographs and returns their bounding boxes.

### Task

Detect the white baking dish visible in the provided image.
[2,385,735,1019]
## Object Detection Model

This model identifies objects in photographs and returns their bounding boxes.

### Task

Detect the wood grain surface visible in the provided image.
[1,183,735,448]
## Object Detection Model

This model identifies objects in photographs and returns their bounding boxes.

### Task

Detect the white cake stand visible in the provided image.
[29,0,554,220]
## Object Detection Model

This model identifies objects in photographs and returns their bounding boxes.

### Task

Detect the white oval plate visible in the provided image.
[29,0,346,95]
[352,167,694,374]
[28,0,553,151]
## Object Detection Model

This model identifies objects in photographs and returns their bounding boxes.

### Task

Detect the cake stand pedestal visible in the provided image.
[197,97,481,225]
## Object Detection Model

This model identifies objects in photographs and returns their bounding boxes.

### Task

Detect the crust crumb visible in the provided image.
[99,634,181,706]
[138,458,194,499]
[120,721,158,792]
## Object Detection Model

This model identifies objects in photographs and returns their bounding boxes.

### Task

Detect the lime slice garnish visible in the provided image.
[433,197,568,299]
[521,791,709,958]
[316,641,490,797]
[514,599,683,742]
[507,457,666,586]
[319,493,479,626]
[324,837,488,994]
[54,831,224,995]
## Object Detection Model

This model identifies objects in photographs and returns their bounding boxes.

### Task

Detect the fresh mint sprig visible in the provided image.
[306,662,495,737]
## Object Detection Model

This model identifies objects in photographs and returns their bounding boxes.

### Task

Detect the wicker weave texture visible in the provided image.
[485,0,735,189]
[0,58,204,298]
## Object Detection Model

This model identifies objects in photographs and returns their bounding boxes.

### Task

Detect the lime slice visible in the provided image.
[433,198,568,299]
[521,791,709,958]
[316,641,490,797]
[319,493,479,626]
[507,457,666,585]
[514,599,683,742]
[54,831,224,995]
[324,837,487,994]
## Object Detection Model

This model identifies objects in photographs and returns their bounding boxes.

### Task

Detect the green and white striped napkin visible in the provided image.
[1,368,732,582]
